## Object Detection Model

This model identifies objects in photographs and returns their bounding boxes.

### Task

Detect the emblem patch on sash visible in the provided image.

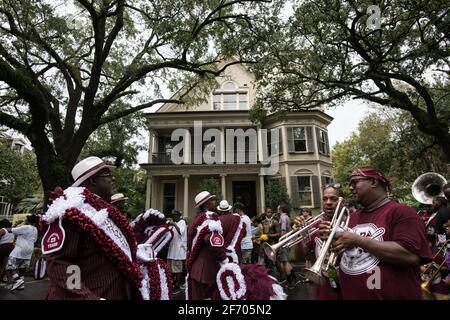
[210,231,224,247]
[42,219,66,254]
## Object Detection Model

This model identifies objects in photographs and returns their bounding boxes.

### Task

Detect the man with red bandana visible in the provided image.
[320,166,432,299]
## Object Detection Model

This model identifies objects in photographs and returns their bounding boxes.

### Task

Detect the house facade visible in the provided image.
[140,63,333,218]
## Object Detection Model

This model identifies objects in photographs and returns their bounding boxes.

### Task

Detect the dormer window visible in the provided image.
[212,81,248,110]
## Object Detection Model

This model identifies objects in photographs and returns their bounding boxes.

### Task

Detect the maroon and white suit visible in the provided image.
[46,219,139,300]
[42,187,141,300]
[186,211,225,299]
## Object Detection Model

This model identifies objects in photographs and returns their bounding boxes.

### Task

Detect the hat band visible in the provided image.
[73,162,108,184]
[196,195,212,207]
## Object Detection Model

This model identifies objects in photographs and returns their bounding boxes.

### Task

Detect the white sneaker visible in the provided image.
[10,278,24,291]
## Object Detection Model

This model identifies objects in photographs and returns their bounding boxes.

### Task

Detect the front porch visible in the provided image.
[141,164,267,218]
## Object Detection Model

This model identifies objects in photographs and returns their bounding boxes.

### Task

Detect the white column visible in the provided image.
[281,126,288,161]
[313,125,320,161]
[184,130,191,164]
[317,162,323,208]
[148,130,154,163]
[257,125,264,162]
[220,173,227,200]
[259,173,265,214]
[284,163,291,195]
[183,174,189,217]
[220,127,226,163]
[146,175,152,209]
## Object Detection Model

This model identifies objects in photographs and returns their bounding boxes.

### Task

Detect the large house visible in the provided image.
[140,63,333,218]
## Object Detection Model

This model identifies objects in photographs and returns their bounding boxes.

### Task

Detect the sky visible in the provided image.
[325,99,372,149]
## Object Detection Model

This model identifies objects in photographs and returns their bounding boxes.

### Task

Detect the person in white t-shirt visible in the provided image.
[167,210,187,292]
[0,214,38,291]
[234,202,253,264]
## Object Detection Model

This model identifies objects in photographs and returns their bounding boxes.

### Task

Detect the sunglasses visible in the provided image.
[95,171,113,178]
[348,177,372,188]
[325,183,341,189]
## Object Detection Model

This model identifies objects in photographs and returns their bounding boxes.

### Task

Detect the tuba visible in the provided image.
[412,173,447,205]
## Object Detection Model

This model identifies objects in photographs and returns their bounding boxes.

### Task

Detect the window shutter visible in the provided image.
[321,176,327,188]
[306,126,314,153]
[311,175,321,208]
[287,127,295,153]
[325,131,330,156]
[315,127,321,154]
[290,176,300,208]
[278,128,283,155]
[269,128,283,155]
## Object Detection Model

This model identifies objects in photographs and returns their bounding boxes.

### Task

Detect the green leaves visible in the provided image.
[332,109,448,204]
[247,0,450,160]
[198,177,221,200]
[265,178,291,213]
[0,139,40,205]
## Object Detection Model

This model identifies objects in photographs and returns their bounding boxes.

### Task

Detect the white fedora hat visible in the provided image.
[111,193,128,204]
[71,156,115,187]
[217,200,232,212]
[194,191,215,208]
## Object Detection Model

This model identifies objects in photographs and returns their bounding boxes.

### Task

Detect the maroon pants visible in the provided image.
[189,278,218,300]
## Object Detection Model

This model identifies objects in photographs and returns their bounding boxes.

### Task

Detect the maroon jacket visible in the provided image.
[45,218,140,300]
[219,213,244,262]
[188,212,226,285]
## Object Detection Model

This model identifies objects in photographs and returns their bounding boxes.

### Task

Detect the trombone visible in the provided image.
[421,260,447,298]
[262,212,325,262]
[421,240,449,296]
[305,197,350,284]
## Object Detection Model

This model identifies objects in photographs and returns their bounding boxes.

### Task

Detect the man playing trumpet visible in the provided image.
[295,183,345,299]
[319,166,432,299]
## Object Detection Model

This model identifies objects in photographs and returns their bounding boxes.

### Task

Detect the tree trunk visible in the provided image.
[407,107,450,163]
[29,132,79,206]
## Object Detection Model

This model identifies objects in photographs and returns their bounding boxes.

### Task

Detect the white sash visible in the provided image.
[80,203,132,260]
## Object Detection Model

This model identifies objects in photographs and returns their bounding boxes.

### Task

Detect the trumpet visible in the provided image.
[305,197,350,284]
[262,212,324,262]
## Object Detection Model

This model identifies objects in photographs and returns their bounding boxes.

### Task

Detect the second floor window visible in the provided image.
[287,126,314,153]
[293,127,307,152]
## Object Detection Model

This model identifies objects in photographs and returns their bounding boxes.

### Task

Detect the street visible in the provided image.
[0,276,314,300]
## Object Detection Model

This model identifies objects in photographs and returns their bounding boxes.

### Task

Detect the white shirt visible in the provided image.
[9,225,38,260]
[240,214,254,250]
[167,219,187,260]
[0,228,14,245]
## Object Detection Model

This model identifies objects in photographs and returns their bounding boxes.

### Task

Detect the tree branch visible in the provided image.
[98,99,183,125]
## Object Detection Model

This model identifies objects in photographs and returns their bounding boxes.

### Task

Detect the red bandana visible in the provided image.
[351,167,392,190]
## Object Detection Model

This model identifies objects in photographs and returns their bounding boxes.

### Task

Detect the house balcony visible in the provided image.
[151,151,258,165]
